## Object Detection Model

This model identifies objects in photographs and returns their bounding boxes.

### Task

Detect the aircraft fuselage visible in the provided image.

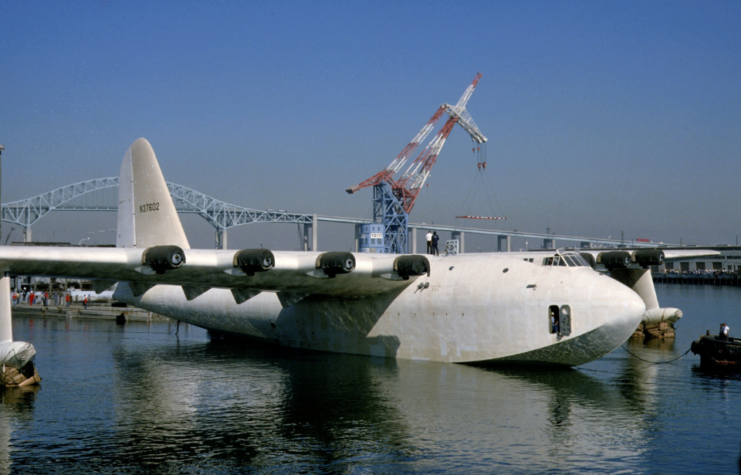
[116,252,646,366]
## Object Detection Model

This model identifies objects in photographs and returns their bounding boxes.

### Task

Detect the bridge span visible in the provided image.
[0,177,663,251]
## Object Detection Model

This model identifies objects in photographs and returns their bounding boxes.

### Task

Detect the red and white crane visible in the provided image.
[346,74,488,214]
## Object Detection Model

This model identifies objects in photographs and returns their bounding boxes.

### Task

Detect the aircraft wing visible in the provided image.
[576,248,719,260]
[660,249,721,260]
[0,246,430,304]
[574,247,720,270]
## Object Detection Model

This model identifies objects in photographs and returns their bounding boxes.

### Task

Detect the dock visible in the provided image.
[11,302,172,322]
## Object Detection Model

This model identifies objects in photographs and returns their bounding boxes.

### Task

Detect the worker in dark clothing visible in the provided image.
[431,231,440,256]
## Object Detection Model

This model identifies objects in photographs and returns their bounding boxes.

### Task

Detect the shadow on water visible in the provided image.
[610,337,682,411]
[691,365,741,383]
[479,364,639,422]
[481,358,660,416]
[480,367,605,433]
[688,365,741,474]
[399,363,655,473]
[276,353,411,470]
[102,337,413,473]
[11,307,741,474]
[7,319,656,475]
[0,386,39,475]
[0,385,38,410]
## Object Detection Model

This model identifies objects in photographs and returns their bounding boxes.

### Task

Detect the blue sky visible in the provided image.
[1,1,739,250]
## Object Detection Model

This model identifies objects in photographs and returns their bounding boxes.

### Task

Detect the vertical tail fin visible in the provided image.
[116,138,190,249]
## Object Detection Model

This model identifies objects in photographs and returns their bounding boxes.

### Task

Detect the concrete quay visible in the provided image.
[11,302,172,322]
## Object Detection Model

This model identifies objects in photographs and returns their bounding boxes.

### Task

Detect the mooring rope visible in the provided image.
[621,344,693,365]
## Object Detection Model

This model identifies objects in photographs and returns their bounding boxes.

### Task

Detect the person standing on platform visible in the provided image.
[28,292,35,306]
[426,231,433,254]
[432,231,440,256]
[83,295,88,310]
[65,293,70,307]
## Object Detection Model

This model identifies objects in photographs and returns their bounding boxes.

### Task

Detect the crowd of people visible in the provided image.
[11,290,87,308]
[663,269,739,276]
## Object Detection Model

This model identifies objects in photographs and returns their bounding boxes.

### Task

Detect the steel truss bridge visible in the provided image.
[0,177,663,250]
[0,177,316,249]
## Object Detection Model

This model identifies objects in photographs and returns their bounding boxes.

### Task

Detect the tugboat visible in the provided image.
[691,329,741,369]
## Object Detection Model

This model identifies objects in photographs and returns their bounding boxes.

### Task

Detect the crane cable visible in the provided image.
[456,143,506,221]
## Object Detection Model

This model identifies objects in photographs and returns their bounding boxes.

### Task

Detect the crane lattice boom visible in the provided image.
[346,74,487,214]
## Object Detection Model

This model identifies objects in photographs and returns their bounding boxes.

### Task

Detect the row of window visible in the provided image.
[542,253,590,267]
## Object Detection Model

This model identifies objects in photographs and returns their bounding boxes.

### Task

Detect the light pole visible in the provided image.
[79,237,90,246]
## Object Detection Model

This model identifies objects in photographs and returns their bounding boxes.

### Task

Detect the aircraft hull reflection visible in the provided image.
[114,254,646,366]
[103,338,650,473]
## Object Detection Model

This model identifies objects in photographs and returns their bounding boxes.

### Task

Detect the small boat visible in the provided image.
[690,333,741,368]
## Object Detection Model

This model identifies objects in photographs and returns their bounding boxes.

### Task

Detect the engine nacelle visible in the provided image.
[142,245,186,275]
[598,251,631,270]
[233,249,275,276]
[579,252,596,269]
[394,255,430,280]
[633,249,664,268]
[316,252,355,278]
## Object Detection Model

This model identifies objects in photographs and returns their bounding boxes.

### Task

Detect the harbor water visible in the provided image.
[2,283,741,474]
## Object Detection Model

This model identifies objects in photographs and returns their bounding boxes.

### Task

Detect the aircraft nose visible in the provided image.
[604,280,647,345]
[624,290,647,323]
[550,272,648,366]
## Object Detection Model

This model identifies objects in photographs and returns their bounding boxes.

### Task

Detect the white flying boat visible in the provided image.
[0,139,717,382]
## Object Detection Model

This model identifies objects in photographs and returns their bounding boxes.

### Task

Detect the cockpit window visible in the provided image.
[542,251,590,267]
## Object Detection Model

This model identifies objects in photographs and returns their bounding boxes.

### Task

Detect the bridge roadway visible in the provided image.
[0,177,664,251]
